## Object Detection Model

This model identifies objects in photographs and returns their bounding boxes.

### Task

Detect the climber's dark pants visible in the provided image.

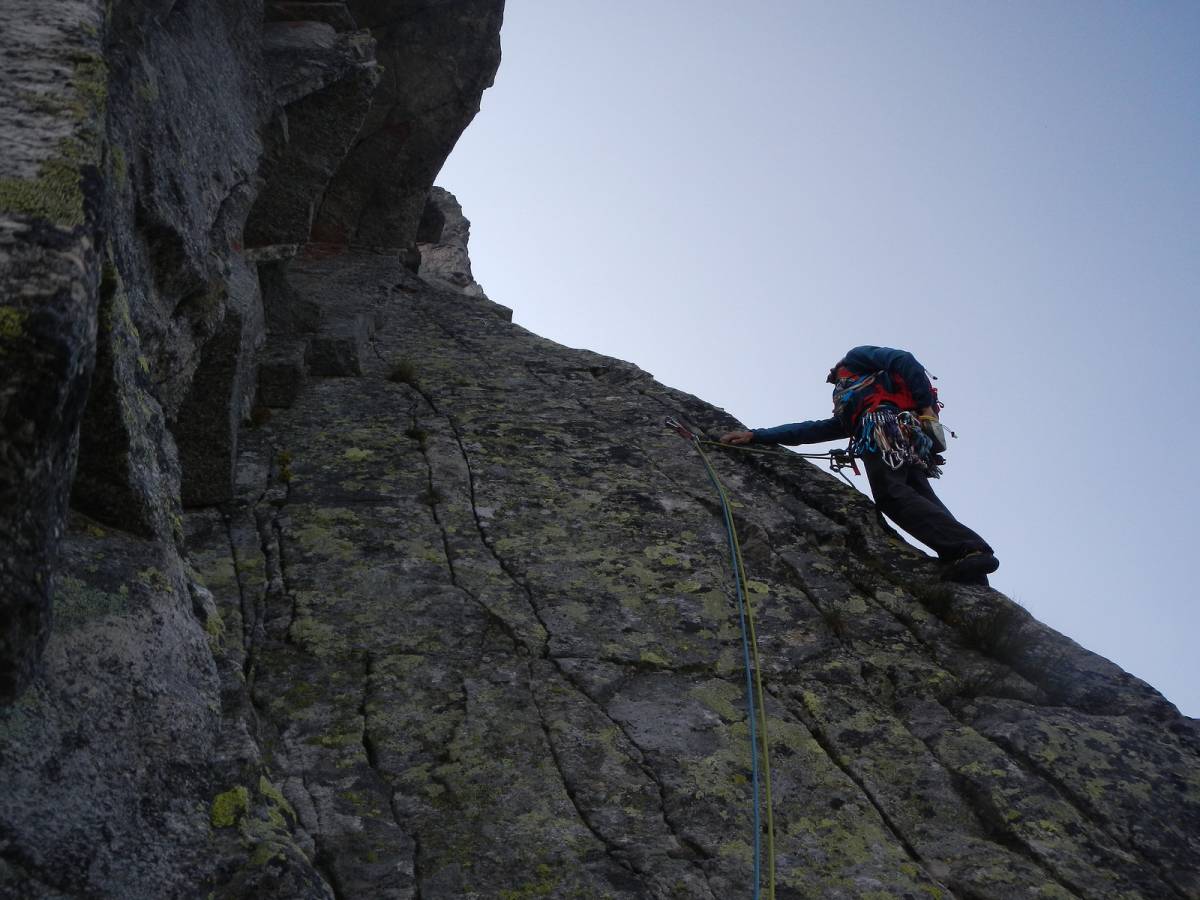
[863,453,992,561]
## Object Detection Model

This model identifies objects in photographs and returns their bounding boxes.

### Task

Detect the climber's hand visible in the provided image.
[720,430,754,445]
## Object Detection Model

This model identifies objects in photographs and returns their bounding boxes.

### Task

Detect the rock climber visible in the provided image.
[720,345,999,585]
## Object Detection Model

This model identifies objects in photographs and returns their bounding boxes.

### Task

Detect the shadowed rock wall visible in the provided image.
[1,0,503,895]
[3,1,1198,898]
[0,0,107,704]
[312,0,504,249]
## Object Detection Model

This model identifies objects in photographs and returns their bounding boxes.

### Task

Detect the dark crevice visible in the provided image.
[781,684,957,896]
[270,512,301,639]
[578,655,736,679]
[359,653,417,888]
[941,700,1190,900]
[553,663,718,883]
[899,707,1091,899]
[359,652,378,770]
[441,413,554,657]
[410,830,425,900]
[406,405,537,658]
[222,509,276,748]
[221,511,256,681]
[527,663,640,876]
[302,771,345,898]
[311,847,346,900]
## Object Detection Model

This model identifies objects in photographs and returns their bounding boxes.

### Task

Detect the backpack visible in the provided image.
[829,365,919,430]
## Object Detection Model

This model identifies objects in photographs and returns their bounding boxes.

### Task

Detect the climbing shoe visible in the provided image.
[941,551,999,585]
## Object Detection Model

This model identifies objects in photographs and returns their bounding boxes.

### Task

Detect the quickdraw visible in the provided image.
[852,409,942,478]
[683,430,862,490]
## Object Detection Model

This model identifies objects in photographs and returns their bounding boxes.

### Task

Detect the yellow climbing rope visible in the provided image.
[668,418,776,899]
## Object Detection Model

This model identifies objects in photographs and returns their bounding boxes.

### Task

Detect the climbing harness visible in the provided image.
[665,416,776,900]
[851,409,942,477]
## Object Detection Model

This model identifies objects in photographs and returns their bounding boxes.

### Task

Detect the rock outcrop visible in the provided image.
[2,2,1198,898]
[310,0,503,249]
[0,0,107,704]
[417,186,492,301]
[177,247,1199,899]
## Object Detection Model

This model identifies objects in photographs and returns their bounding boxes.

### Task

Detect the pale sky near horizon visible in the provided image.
[440,2,1200,716]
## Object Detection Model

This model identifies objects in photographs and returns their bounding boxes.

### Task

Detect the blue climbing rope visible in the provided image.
[666,417,776,900]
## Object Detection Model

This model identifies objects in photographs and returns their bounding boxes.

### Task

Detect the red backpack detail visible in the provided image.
[830,365,919,427]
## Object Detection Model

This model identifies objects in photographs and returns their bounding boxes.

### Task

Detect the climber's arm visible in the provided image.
[721,418,848,446]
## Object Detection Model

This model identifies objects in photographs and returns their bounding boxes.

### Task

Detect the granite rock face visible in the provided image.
[3,1,1199,897]
[1,0,502,894]
[171,248,1198,899]
[244,23,380,250]
[311,0,504,249]
[0,0,107,703]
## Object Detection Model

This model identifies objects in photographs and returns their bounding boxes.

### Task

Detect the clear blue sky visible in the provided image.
[441,2,1200,716]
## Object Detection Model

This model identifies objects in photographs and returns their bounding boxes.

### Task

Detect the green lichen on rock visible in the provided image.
[0,142,91,226]
[211,786,250,829]
[688,679,743,723]
[157,250,1199,896]
[258,776,295,822]
[0,54,108,227]
[54,576,130,629]
[136,567,172,593]
[68,52,108,119]
[108,144,127,190]
[203,609,225,649]
[497,863,559,899]
[0,307,26,345]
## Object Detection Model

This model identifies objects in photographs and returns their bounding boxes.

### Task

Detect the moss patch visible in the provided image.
[211,786,250,828]
[497,863,559,899]
[0,308,25,342]
[0,144,91,226]
[0,54,108,227]
[54,576,129,629]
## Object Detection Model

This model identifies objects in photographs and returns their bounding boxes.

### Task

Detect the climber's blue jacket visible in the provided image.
[750,345,936,446]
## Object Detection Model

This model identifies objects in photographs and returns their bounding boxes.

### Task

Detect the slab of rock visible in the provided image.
[174,255,264,508]
[70,264,183,537]
[0,0,106,702]
[199,247,1199,897]
[304,312,371,377]
[4,3,1198,897]
[260,257,322,335]
[101,0,265,421]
